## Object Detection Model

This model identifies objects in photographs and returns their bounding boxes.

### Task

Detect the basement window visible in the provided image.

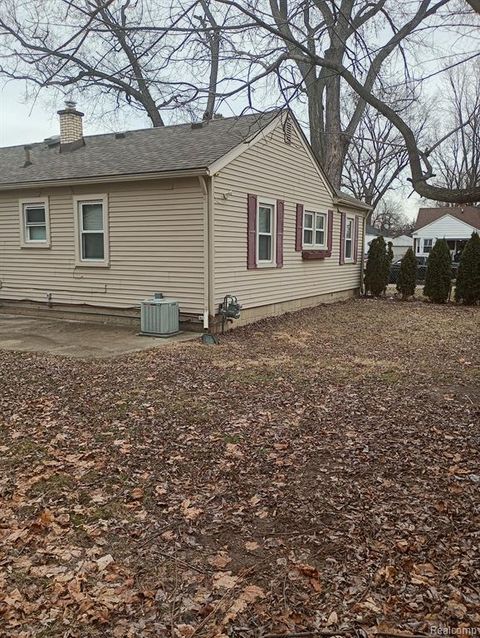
[20,199,50,247]
[74,195,109,266]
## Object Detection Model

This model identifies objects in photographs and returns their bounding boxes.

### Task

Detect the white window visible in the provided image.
[74,195,109,266]
[303,211,327,248]
[257,200,275,264]
[345,216,354,260]
[19,199,50,247]
[423,238,433,253]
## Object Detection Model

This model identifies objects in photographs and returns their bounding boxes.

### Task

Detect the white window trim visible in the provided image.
[344,215,355,262]
[303,211,327,249]
[73,194,110,267]
[422,238,434,254]
[19,198,50,248]
[256,197,276,267]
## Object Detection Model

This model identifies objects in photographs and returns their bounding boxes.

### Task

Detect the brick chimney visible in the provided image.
[57,100,84,149]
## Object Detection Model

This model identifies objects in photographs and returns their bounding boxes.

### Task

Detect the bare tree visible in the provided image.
[371,197,414,236]
[0,0,224,127]
[1,0,480,205]
[342,87,427,215]
[216,0,456,189]
[431,63,480,203]
[215,0,480,203]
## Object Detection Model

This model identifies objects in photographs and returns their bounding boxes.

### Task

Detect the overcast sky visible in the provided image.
[0,80,150,146]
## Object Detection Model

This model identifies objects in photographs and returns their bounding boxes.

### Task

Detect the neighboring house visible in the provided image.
[365,225,393,251]
[0,104,370,331]
[413,207,480,260]
[391,234,413,261]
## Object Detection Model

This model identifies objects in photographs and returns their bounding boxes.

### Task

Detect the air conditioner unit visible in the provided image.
[140,292,180,337]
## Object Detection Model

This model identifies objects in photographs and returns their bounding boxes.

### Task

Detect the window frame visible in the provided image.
[423,238,433,254]
[344,215,355,262]
[19,198,50,248]
[303,210,327,249]
[256,198,276,267]
[73,194,109,267]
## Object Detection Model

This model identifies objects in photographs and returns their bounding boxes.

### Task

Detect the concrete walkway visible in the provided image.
[0,314,198,359]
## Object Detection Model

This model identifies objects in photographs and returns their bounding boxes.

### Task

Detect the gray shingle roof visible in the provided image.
[336,189,372,210]
[0,111,279,186]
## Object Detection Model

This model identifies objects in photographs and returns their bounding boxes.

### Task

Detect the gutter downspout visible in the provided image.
[360,214,366,296]
[199,176,209,330]
[198,176,215,331]
[207,176,215,322]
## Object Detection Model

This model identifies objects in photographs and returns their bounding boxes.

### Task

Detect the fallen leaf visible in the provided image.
[208,553,231,569]
[131,488,144,500]
[222,585,265,624]
[326,611,338,626]
[97,554,114,571]
[213,572,238,590]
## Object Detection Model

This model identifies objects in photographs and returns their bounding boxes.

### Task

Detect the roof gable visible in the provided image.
[415,206,480,231]
[208,110,337,200]
[413,212,480,235]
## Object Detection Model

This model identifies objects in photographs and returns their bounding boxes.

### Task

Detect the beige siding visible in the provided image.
[213,121,365,309]
[0,178,205,315]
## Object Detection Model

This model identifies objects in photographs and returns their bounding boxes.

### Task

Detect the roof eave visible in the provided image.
[334,195,372,212]
[0,167,209,191]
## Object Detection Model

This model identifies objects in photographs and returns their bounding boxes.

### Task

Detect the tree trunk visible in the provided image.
[146,106,164,127]
[307,78,325,164]
[321,48,345,189]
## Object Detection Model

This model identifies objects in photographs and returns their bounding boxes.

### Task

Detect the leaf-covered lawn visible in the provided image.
[1,299,479,637]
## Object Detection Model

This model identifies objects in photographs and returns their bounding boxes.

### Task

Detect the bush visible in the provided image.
[364,236,389,297]
[384,241,394,293]
[455,232,480,305]
[387,241,394,267]
[396,247,417,299]
[423,238,452,303]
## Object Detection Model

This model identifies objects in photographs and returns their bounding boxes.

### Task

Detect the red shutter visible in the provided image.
[247,194,257,269]
[327,209,334,255]
[339,212,346,265]
[295,203,304,251]
[276,200,284,268]
[353,216,360,263]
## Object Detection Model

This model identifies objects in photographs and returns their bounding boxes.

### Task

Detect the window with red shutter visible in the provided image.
[295,203,304,251]
[276,200,284,268]
[327,210,334,254]
[353,216,360,263]
[298,207,335,260]
[339,212,346,264]
[247,193,257,269]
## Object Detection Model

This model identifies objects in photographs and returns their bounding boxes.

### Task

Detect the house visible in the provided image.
[413,207,480,261]
[0,104,370,331]
[365,225,393,252]
[390,234,413,261]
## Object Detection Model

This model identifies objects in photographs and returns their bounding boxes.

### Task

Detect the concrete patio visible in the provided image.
[0,314,198,358]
